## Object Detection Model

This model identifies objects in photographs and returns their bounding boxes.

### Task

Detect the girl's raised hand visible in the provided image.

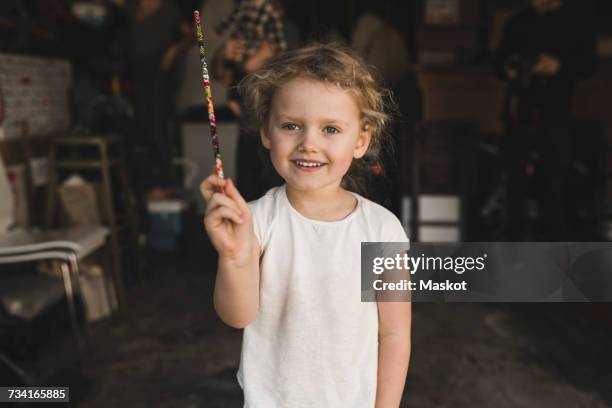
[200,174,255,262]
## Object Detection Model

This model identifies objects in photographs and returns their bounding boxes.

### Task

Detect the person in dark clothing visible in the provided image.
[493,0,596,241]
[114,0,191,196]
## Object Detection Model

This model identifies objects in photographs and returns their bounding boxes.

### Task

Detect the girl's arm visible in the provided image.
[201,175,261,328]
[375,300,412,407]
[214,244,260,328]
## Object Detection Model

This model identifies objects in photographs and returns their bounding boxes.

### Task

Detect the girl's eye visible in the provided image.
[281,123,300,131]
[324,126,340,134]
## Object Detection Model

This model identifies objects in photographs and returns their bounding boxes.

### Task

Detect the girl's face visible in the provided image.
[261,78,371,194]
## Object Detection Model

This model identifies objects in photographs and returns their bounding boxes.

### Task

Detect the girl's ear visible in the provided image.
[353,126,372,159]
[260,127,271,150]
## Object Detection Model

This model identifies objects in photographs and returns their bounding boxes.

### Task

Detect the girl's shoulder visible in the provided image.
[352,194,410,243]
[247,185,284,216]
[352,193,396,221]
[247,185,284,247]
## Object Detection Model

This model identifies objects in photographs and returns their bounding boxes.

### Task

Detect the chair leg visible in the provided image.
[67,253,93,352]
[102,243,122,319]
[60,261,84,361]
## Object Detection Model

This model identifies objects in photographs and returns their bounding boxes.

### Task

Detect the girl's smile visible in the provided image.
[291,159,327,171]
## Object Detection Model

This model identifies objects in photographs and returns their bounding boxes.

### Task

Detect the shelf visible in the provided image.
[54,136,121,146]
[56,159,119,169]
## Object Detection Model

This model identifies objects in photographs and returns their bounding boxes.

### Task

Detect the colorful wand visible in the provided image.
[194,10,225,181]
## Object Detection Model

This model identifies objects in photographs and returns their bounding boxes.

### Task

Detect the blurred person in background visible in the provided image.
[494,0,596,241]
[113,0,192,199]
[213,0,288,201]
[351,10,415,212]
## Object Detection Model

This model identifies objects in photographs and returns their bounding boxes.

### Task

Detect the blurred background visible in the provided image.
[0,0,611,406]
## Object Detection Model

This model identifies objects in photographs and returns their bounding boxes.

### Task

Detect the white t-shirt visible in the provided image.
[237,184,409,407]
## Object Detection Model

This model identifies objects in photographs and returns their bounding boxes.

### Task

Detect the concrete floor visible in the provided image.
[16,230,612,408]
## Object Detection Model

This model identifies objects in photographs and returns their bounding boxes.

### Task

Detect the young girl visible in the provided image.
[201,43,411,407]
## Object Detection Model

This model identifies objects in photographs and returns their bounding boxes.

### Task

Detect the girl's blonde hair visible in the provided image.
[239,42,395,196]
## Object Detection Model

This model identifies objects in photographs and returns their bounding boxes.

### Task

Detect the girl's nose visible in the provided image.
[297,128,320,152]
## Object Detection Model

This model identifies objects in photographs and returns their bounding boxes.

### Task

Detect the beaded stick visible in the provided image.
[194,10,225,182]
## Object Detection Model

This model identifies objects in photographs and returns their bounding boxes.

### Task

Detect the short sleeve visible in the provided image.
[381,217,409,261]
[247,188,279,255]
[248,201,265,254]
[383,213,410,244]
[360,199,410,261]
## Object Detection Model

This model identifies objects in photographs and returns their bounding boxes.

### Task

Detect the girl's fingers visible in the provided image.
[224,178,250,214]
[206,191,242,216]
[206,205,244,226]
[200,175,226,202]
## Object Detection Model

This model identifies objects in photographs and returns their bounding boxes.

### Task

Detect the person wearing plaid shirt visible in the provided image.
[215,0,288,64]
[214,0,288,202]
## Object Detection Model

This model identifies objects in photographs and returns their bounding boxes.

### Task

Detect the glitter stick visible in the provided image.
[194,10,225,182]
